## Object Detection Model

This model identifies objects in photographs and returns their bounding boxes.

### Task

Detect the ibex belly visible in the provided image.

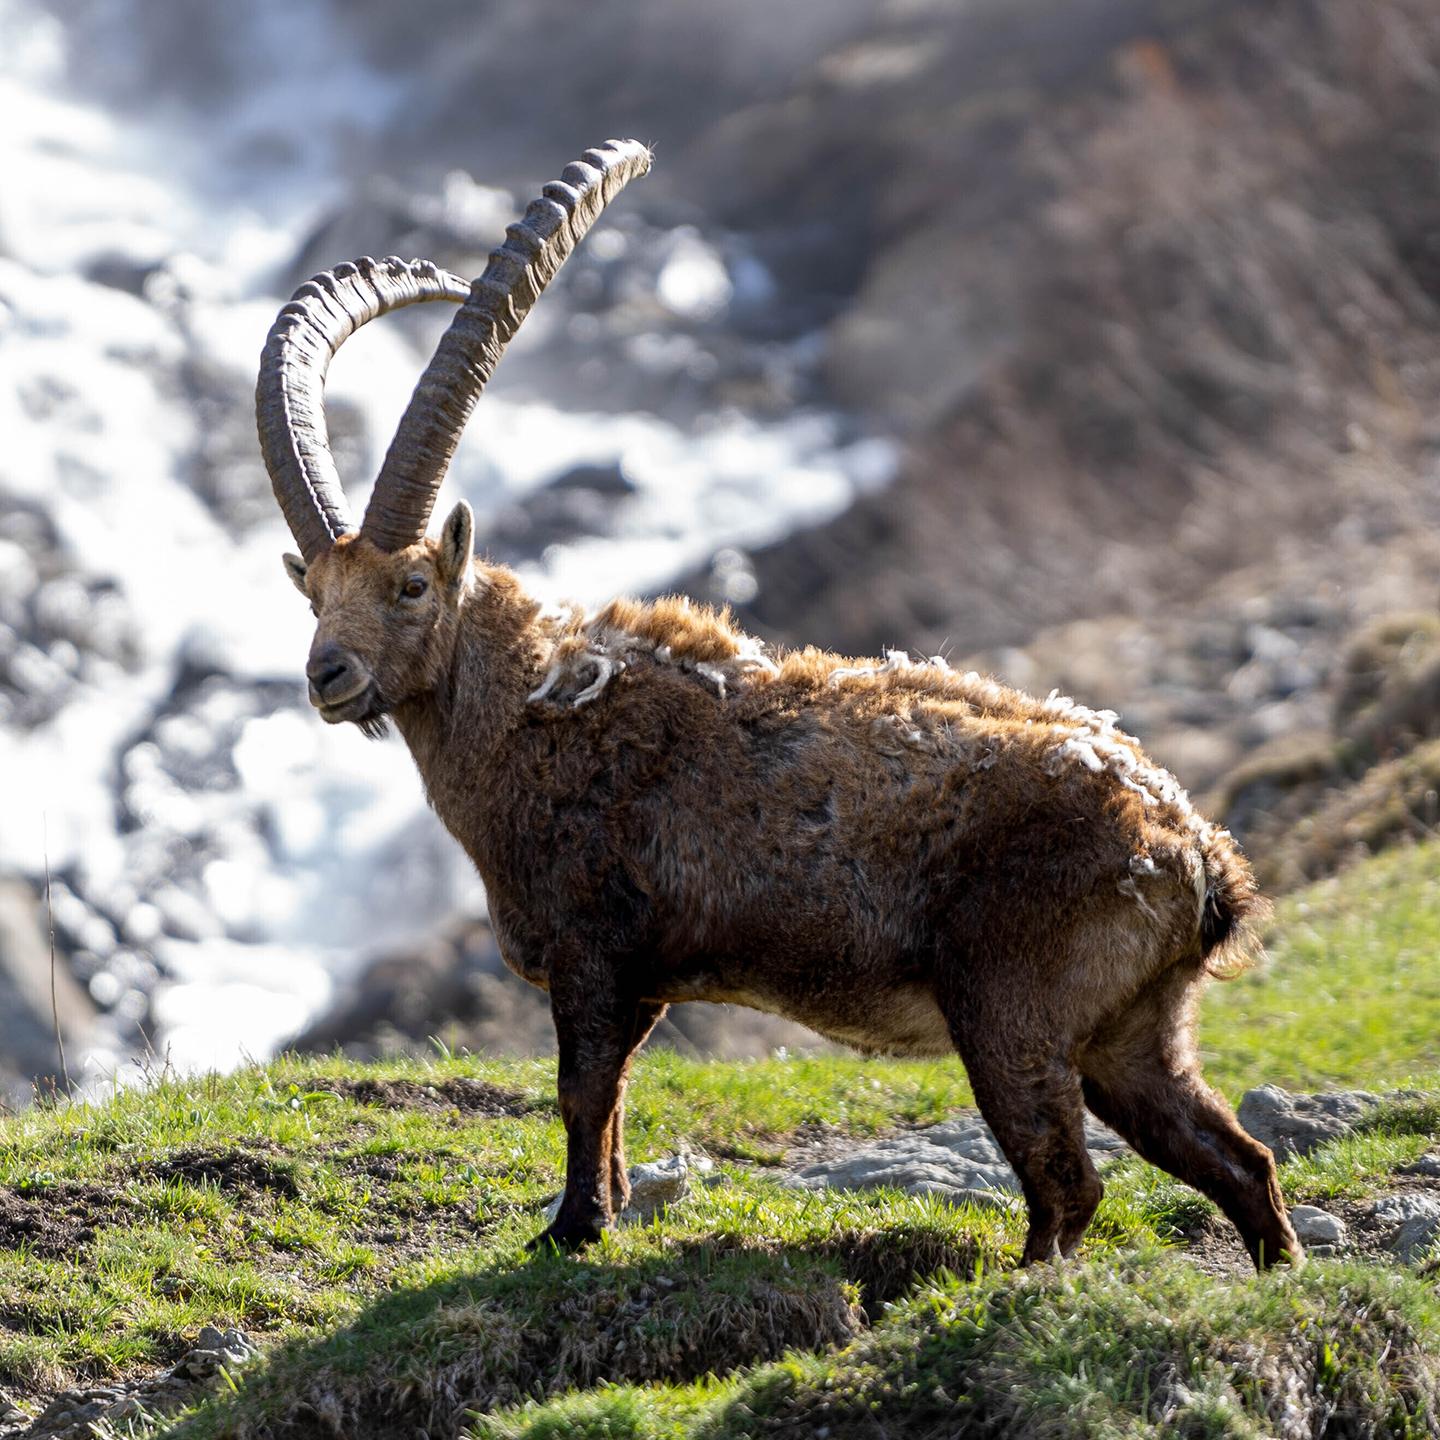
[658,973,955,1059]
[794,983,955,1057]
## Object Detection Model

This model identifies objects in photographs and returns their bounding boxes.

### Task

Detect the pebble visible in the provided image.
[1289,1204,1347,1249]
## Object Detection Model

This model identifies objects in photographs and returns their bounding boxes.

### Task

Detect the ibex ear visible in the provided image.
[437,500,474,595]
[282,553,309,598]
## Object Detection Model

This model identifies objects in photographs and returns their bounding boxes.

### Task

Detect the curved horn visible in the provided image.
[360,139,652,553]
[257,257,471,564]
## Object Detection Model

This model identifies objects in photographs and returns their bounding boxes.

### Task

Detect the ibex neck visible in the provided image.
[393,570,542,816]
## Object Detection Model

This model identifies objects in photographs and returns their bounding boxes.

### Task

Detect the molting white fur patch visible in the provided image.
[1039,690,1218,844]
[528,612,779,711]
[827,648,912,687]
[572,654,624,707]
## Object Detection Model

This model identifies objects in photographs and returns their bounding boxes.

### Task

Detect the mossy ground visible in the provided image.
[2,840,1439,1436]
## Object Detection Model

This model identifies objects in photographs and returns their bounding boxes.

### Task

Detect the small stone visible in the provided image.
[1289,1204,1347,1247]
[217,1327,255,1362]
[620,1154,690,1223]
[1398,1154,1440,1178]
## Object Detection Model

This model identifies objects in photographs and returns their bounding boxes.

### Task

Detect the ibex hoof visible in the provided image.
[527,1217,606,1253]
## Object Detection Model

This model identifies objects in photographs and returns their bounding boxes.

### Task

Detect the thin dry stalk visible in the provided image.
[42,816,71,1096]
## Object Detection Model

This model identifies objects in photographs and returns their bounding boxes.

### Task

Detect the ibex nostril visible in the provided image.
[306,644,355,699]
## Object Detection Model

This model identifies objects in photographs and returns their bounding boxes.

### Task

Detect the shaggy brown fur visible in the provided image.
[289,514,1299,1269]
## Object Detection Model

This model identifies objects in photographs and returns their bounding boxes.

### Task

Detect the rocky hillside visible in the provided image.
[677,0,1440,794]
[9,0,1440,1080]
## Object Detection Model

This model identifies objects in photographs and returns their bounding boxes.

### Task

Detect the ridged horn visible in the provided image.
[257,256,471,564]
[360,138,652,553]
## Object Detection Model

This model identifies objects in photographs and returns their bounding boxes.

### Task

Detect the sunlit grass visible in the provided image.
[1203,840,1440,1094]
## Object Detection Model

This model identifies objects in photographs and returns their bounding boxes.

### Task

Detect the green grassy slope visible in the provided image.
[0,841,1436,1437]
[1201,840,1440,1090]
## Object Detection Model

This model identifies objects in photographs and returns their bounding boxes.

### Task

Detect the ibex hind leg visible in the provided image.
[608,1001,667,1213]
[945,994,1104,1264]
[1077,965,1303,1271]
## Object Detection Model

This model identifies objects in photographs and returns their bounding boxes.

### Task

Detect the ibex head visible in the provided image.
[256,140,652,734]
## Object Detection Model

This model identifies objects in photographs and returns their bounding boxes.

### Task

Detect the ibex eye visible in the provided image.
[402,576,428,600]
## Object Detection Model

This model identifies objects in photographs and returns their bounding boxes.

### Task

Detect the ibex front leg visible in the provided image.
[530,954,644,1251]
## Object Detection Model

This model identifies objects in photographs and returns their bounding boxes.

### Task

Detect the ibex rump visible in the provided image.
[256,140,1301,1269]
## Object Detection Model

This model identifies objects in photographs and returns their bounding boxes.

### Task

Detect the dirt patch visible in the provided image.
[343,1151,404,1183]
[324,1077,539,1117]
[1170,1214,1252,1278]
[147,1147,301,1199]
[0,1183,134,1261]
[772,1118,895,1170]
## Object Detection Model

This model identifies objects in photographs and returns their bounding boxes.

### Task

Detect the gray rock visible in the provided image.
[1398,1154,1440,1179]
[1393,1214,1440,1264]
[1373,1194,1440,1263]
[1372,1194,1440,1226]
[1236,1085,1384,1160]
[542,1153,699,1227]
[907,1183,1018,1214]
[785,1115,1126,1207]
[1289,1204,1347,1248]
[619,1154,692,1223]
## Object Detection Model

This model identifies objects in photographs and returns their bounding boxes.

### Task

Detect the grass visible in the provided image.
[0,839,1437,1436]
[468,1256,1440,1439]
[1202,839,1440,1091]
[0,1055,982,1404]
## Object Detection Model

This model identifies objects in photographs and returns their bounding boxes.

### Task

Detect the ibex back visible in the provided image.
[256,140,1302,1270]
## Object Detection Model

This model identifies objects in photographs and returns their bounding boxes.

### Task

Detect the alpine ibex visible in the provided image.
[256,140,1301,1269]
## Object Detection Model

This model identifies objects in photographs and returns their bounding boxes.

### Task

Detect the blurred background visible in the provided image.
[1,0,1438,1101]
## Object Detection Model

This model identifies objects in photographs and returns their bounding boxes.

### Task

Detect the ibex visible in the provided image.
[256,140,1301,1269]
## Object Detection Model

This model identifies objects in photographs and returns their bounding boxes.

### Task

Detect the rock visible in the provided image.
[1398,1154,1440,1179]
[17,1327,258,1439]
[1289,1205,1347,1249]
[1373,1194,1440,1263]
[785,1115,1126,1206]
[0,880,97,1101]
[1371,1194,1440,1226]
[1392,1215,1440,1264]
[170,1325,255,1380]
[908,1183,1018,1215]
[543,1154,696,1228]
[620,1154,692,1223]
[1235,1086,1384,1160]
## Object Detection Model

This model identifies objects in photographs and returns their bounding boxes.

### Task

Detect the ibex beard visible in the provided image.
[258,140,1303,1271]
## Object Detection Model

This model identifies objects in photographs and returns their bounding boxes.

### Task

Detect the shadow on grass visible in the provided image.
[169,1219,993,1440]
